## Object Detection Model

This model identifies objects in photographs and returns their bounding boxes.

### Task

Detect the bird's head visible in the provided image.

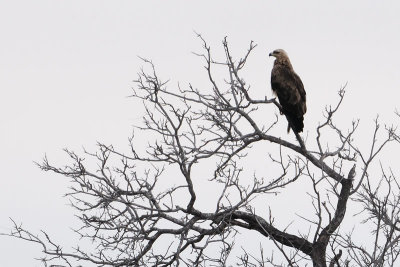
[269,49,288,58]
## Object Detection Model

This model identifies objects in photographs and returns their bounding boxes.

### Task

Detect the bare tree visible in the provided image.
[337,120,400,267]
[4,36,399,267]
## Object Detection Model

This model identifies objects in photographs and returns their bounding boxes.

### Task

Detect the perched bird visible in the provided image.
[269,49,307,133]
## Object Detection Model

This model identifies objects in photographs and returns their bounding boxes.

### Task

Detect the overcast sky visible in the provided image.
[1,1,400,266]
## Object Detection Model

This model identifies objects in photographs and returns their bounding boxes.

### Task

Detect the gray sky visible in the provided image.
[1,1,400,265]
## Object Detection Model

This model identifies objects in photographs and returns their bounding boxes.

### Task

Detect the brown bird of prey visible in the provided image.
[269,49,307,133]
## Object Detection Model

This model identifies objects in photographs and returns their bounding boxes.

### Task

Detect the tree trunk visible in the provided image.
[311,243,327,267]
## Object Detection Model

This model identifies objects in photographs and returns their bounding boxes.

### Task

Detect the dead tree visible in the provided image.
[4,36,399,267]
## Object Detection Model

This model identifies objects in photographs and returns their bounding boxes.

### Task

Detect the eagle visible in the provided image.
[269,49,307,133]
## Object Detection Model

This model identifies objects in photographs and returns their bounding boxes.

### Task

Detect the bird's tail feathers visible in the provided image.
[286,115,304,133]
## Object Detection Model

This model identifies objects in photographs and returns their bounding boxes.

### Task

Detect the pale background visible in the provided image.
[1,1,400,266]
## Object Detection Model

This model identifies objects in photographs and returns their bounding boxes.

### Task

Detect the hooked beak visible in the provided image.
[269,52,273,57]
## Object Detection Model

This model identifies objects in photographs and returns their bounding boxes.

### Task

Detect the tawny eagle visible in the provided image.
[269,49,307,133]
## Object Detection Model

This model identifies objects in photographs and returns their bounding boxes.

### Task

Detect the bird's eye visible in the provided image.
[275,51,280,54]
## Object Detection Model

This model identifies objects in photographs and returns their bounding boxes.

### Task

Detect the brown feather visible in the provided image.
[270,49,306,133]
